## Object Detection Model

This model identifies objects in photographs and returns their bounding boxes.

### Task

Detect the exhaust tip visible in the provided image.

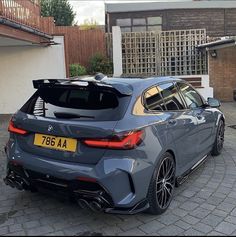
[4,177,15,188]
[90,201,103,212]
[77,199,90,209]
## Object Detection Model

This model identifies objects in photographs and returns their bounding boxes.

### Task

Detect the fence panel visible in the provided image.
[159,29,207,76]
[55,27,106,67]
[122,31,160,76]
[109,28,208,77]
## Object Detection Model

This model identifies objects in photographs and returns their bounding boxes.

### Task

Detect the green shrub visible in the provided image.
[77,64,87,76]
[69,64,87,77]
[88,53,113,75]
[69,64,78,77]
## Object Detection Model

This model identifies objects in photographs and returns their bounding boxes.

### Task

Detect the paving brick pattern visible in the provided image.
[0,103,236,236]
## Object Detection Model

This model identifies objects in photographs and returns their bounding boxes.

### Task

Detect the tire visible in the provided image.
[147,152,176,215]
[211,119,225,156]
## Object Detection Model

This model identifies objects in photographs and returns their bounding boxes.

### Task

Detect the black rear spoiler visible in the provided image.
[33,79,133,96]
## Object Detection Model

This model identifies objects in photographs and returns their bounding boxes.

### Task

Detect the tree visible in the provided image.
[41,0,76,26]
[80,18,98,30]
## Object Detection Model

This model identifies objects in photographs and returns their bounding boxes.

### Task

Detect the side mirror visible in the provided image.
[207,97,221,108]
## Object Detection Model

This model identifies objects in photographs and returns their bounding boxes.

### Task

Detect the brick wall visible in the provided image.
[107,8,236,37]
[209,46,236,102]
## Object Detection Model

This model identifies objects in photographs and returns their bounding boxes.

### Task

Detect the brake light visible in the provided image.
[83,130,144,150]
[8,120,28,135]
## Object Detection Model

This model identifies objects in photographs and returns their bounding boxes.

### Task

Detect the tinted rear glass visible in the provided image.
[20,87,131,121]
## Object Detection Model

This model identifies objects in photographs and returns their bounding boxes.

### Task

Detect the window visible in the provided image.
[116,18,131,26]
[133,18,146,26]
[177,83,203,109]
[116,18,132,32]
[132,26,146,32]
[120,27,131,32]
[116,16,162,33]
[148,25,162,32]
[158,83,185,111]
[147,16,162,32]
[147,17,162,25]
[144,86,165,111]
[20,87,131,121]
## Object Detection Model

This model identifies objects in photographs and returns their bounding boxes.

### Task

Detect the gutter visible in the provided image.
[0,17,53,40]
[197,39,235,51]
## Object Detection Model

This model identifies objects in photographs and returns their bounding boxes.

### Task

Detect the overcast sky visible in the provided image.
[69,0,192,25]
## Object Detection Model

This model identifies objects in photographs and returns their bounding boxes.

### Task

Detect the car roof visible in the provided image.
[102,76,183,90]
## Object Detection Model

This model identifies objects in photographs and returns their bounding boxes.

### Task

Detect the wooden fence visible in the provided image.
[55,27,107,67]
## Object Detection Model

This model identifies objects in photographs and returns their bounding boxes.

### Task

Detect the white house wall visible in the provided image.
[0,36,66,114]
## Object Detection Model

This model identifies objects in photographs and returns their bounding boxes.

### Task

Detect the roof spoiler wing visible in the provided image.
[33,79,133,96]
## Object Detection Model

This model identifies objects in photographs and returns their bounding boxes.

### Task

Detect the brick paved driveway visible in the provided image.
[0,103,236,236]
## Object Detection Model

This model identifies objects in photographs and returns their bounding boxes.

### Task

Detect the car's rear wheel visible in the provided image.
[147,152,176,215]
[211,119,225,156]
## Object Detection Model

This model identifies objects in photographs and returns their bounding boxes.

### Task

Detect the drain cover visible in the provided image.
[228,125,236,129]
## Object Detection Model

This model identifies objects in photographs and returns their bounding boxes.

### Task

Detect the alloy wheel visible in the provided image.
[217,122,224,152]
[156,156,175,209]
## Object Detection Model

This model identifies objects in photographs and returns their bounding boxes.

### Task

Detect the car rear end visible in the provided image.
[4,79,150,214]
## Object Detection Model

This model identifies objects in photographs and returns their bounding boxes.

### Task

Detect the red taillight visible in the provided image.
[83,130,144,150]
[77,177,97,183]
[8,120,28,135]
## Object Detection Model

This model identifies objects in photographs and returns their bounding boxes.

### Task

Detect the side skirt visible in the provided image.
[176,154,209,187]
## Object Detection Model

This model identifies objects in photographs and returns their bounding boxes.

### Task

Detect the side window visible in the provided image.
[144,86,165,111]
[158,83,185,111]
[177,83,203,109]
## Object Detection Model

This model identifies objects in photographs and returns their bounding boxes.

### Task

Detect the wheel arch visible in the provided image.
[220,115,225,124]
[166,149,176,165]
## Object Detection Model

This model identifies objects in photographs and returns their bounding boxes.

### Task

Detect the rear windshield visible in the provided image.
[20,87,131,121]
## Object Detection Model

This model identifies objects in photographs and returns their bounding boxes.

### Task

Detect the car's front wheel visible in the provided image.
[211,119,225,156]
[147,152,176,215]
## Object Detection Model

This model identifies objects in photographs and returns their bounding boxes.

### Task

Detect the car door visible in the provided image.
[156,82,199,175]
[177,82,216,160]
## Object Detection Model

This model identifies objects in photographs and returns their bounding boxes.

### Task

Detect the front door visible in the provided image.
[177,82,215,160]
[157,82,199,175]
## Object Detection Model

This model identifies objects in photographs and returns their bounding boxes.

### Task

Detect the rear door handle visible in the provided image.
[168,119,177,125]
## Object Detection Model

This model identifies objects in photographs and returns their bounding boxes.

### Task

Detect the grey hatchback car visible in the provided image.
[4,76,225,215]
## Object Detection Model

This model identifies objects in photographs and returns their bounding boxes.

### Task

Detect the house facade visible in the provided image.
[198,39,236,102]
[0,0,67,114]
[105,1,236,37]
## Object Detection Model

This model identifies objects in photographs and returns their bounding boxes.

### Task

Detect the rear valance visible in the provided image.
[33,79,133,96]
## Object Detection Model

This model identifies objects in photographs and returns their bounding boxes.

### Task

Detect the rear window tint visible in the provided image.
[21,87,131,121]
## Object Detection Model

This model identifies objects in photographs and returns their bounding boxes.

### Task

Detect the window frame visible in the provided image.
[176,82,205,110]
[142,85,166,113]
[117,16,163,32]
[158,82,187,112]
[141,81,189,113]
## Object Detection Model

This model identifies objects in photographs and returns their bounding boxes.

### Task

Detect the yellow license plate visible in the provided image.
[34,134,77,152]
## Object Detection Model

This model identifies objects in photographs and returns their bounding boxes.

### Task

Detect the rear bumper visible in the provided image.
[4,162,149,214]
[4,139,153,214]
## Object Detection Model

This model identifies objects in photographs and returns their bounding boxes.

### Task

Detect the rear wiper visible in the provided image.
[54,112,95,119]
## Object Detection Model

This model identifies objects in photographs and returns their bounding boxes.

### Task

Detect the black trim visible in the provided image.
[33,79,133,96]
[176,153,209,186]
